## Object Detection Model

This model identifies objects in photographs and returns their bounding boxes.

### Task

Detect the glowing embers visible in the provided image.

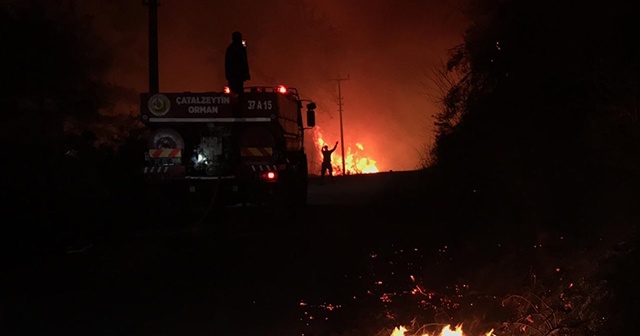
[390,324,495,336]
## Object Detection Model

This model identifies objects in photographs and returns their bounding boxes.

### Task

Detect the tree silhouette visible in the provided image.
[430,0,639,235]
[427,1,639,333]
[1,0,115,256]
[0,0,112,146]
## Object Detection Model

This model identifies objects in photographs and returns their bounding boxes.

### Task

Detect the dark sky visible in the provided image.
[79,0,466,171]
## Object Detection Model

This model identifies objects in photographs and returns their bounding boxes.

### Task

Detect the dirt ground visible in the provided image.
[2,170,632,335]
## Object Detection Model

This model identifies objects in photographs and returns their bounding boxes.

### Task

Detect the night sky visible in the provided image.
[77,0,466,171]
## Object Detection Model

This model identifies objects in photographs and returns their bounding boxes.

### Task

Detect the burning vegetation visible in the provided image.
[293,229,631,336]
[389,324,494,336]
[313,127,379,175]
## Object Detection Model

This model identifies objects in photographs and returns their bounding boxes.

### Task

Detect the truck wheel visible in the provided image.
[147,128,185,149]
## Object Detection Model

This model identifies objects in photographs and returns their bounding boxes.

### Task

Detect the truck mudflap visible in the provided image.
[143,165,185,175]
[249,164,286,172]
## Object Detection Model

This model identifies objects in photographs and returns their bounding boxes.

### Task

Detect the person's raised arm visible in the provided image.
[331,141,338,152]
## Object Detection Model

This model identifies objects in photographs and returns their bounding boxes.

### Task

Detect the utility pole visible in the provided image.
[145,0,159,93]
[331,74,349,175]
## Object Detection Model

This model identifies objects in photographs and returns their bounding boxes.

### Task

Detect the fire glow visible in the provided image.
[314,128,379,175]
[390,325,495,336]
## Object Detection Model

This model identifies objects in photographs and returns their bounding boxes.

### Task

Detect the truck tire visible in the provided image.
[147,128,185,149]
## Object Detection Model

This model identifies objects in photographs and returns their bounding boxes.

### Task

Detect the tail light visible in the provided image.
[262,171,277,182]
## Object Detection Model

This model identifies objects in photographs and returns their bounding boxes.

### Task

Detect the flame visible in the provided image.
[313,128,379,175]
[390,324,495,336]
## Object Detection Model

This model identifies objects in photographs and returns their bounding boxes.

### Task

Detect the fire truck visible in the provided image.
[140,85,317,209]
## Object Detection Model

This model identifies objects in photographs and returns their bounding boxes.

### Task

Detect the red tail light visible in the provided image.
[262,171,277,182]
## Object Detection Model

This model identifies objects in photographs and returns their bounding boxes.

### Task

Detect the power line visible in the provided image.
[331,74,350,175]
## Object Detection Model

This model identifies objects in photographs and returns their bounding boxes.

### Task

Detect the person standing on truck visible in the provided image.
[320,141,339,184]
[225,31,250,95]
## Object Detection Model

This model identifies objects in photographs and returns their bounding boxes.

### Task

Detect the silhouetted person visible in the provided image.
[225,31,250,95]
[320,141,338,184]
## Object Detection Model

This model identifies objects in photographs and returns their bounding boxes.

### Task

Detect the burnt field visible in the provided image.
[3,170,638,336]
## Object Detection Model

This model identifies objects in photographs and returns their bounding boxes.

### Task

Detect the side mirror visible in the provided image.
[305,102,317,127]
[307,109,316,127]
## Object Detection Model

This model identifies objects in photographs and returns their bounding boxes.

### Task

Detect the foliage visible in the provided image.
[425,0,640,333]
[429,0,639,235]
[0,0,113,125]
[0,0,148,258]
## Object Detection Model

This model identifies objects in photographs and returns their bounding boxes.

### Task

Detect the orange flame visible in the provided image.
[390,324,495,336]
[313,128,379,175]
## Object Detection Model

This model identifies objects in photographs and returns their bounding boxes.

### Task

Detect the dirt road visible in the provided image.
[2,170,532,335]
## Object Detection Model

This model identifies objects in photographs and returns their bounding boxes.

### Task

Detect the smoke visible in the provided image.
[77,0,466,171]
